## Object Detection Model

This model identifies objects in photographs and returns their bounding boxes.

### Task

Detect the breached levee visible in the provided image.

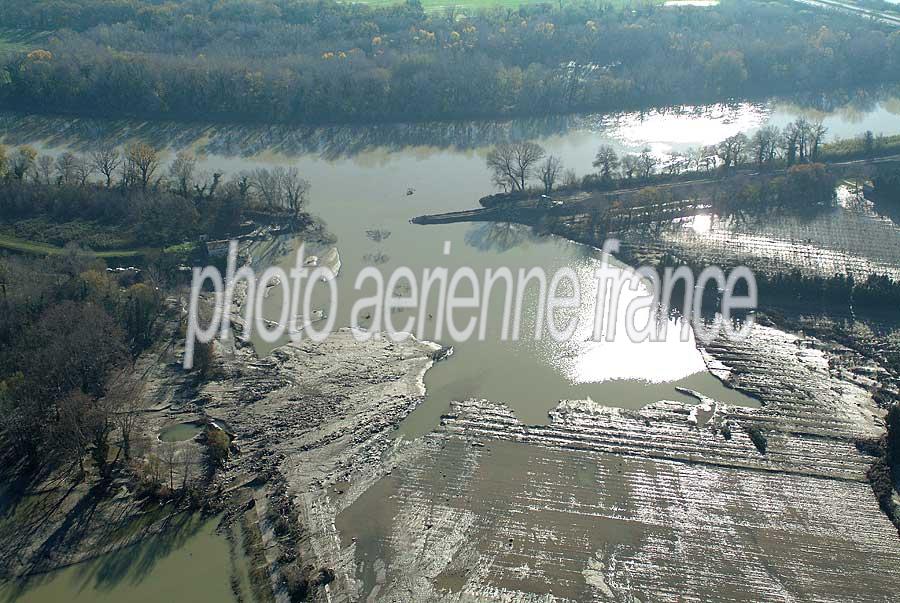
[334,323,900,601]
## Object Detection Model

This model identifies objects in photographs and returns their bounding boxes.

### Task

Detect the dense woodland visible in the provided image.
[1,0,899,123]
[0,246,230,496]
[0,250,160,470]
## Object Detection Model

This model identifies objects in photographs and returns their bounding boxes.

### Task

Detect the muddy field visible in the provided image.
[620,186,900,281]
[332,324,899,602]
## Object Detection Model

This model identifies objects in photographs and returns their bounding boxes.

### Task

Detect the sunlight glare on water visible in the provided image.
[538,256,709,386]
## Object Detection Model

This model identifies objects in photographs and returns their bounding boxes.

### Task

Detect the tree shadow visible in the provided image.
[2,507,210,602]
[464,221,539,253]
[0,111,578,161]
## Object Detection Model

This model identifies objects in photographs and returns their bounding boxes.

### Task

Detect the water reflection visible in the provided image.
[464,222,540,253]
[552,257,709,386]
[650,186,900,280]
[3,87,900,163]
[7,92,893,437]
[0,513,236,603]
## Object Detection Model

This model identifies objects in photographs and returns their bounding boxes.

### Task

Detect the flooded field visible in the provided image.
[625,184,900,281]
[336,324,899,599]
[3,91,900,600]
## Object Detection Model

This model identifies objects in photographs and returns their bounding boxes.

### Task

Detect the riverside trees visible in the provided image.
[0,145,314,249]
[1,1,898,125]
[486,142,546,192]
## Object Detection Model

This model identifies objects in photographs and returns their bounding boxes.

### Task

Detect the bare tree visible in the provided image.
[105,373,144,461]
[562,168,579,188]
[73,155,95,186]
[621,154,639,180]
[56,391,92,474]
[160,441,178,491]
[809,121,827,162]
[247,167,309,215]
[795,117,811,162]
[88,398,115,479]
[11,146,36,181]
[35,155,54,185]
[637,147,658,178]
[863,130,875,156]
[716,133,748,169]
[250,167,283,207]
[193,171,222,200]
[279,167,311,217]
[168,151,197,197]
[538,155,563,194]
[750,126,780,169]
[665,151,686,176]
[125,142,160,188]
[782,121,801,165]
[593,145,620,180]
[485,141,546,192]
[181,444,200,490]
[91,147,121,187]
[55,152,78,185]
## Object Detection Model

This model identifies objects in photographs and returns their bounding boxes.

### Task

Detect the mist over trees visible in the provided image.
[1,0,899,124]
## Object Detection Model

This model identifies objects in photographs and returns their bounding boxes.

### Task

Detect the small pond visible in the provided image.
[158,422,204,443]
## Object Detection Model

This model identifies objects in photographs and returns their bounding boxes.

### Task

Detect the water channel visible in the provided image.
[3,90,900,598]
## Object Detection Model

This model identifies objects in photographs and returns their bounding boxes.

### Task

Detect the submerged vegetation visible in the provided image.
[1,1,899,123]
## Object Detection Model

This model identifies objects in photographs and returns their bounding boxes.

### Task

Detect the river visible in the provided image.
[3,90,900,599]
[0,512,248,603]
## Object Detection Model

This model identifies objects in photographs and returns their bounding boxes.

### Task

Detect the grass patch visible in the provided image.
[1,217,135,251]
[0,218,169,259]
[0,233,148,258]
[341,0,662,12]
[0,29,50,53]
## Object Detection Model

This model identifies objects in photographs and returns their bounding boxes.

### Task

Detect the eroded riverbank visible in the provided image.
[334,320,900,601]
[3,92,900,601]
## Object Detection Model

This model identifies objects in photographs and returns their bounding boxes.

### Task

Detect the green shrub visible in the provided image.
[205,428,230,466]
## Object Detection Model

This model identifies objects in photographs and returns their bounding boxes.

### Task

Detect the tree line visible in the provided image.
[588,117,832,185]
[0,142,311,249]
[1,1,899,124]
[484,118,890,200]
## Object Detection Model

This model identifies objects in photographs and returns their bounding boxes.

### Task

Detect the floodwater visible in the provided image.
[640,184,900,282]
[337,434,900,600]
[5,95,900,437]
[158,422,204,442]
[4,91,900,597]
[0,514,241,603]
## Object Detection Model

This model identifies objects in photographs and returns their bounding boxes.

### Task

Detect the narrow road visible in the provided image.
[786,0,900,27]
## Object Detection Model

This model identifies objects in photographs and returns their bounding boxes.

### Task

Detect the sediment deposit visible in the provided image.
[333,322,900,602]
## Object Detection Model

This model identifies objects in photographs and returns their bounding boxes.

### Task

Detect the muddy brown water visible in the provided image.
[4,93,900,599]
[0,513,244,603]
